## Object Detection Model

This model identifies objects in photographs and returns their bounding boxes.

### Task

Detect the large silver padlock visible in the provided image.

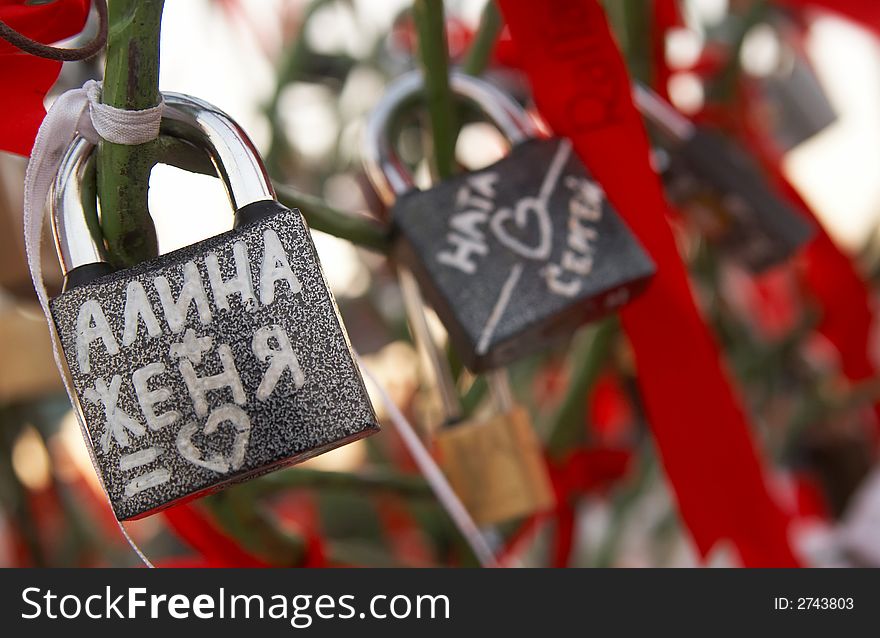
[49,93,379,521]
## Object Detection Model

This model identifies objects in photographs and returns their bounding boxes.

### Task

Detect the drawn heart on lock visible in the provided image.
[176,404,251,473]
[490,196,553,261]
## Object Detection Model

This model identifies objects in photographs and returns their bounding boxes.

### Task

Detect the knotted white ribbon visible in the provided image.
[23,79,164,568]
[24,79,164,321]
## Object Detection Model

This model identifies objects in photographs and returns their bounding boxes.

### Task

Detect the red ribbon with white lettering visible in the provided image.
[496,0,799,566]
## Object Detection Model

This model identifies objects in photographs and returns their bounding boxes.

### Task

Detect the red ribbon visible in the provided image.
[550,448,633,499]
[270,492,327,568]
[732,80,880,427]
[548,448,633,567]
[775,0,880,36]
[375,497,434,566]
[589,373,636,442]
[163,503,269,567]
[781,178,877,385]
[0,0,90,155]
[497,0,799,566]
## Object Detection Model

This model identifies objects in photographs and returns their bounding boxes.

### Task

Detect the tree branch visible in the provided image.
[413,0,457,179]
[462,1,502,77]
[274,184,391,253]
[97,0,164,267]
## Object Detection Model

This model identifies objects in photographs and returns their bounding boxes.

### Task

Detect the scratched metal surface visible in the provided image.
[50,207,379,520]
[392,137,656,371]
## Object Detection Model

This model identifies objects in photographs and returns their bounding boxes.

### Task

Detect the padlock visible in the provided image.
[398,263,555,527]
[363,75,556,526]
[751,10,837,152]
[757,48,836,152]
[48,93,379,521]
[435,404,554,526]
[635,83,814,273]
[364,71,655,373]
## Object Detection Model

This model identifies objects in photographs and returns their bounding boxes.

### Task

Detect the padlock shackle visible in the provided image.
[397,266,462,424]
[161,92,276,209]
[362,71,540,207]
[52,92,276,281]
[363,72,534,424]
[52,136,108,284]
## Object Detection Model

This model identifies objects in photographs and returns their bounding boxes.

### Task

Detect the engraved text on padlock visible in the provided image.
[393,137,655,370]
[51,209,378,520]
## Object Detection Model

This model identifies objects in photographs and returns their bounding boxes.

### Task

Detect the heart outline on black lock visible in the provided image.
[48,92,379,521]
[364,72,656,372]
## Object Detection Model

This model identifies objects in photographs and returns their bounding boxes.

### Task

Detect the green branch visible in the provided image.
[545,320,617,457]
[413,0,457,179]
[709,0,769,103]
[604,0,652,83]
[206,490,306,566]
[142,137,392,252]
[247,467,433,499]
[97,0,164,267]
[274,184,391,253]
[462,1,502,77]
[263,0,343,176]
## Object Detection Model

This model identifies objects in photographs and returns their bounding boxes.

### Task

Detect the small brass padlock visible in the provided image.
[434,405,554,526]
[364,72,654,372]
[48,93,378,520]
[363,75,557,525]
[397,269,555,526]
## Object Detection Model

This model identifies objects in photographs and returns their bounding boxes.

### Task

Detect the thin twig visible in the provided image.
[413,0,457,180]
[545,320,617,458]
[275,184,391,253]
[96,0,164,267]
[263,0,343,176]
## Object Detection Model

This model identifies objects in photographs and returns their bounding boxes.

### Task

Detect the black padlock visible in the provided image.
[758,50,836,152]
[635,83,814,273]
[364,72,655,372]
[753,10,837,152]
[48,93,379,521]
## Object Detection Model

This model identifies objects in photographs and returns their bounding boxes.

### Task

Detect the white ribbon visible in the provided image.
[24,79,164,322]
[23,80,164,568]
